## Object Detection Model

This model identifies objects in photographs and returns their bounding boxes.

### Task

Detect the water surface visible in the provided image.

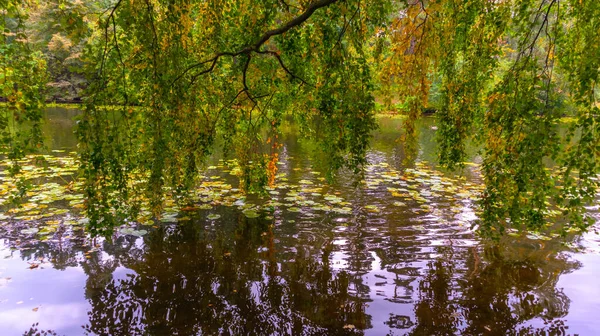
[0,108,599,335]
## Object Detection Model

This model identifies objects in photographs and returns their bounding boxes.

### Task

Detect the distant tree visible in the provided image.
[25,0,100,101]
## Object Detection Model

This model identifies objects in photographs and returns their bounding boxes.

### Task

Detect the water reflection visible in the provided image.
[4,214,581,335]
[0,108,596,335]
[82,218,368,335]
[408,245,576,335]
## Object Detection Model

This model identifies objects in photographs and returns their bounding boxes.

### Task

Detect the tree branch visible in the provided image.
[255,49,314,87]
[99,0,124,79]
[186,51,239,85]
[250,0,339,50]
[241,55,255,103]
[172,0,340,85]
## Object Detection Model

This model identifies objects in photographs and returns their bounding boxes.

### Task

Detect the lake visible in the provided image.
[0,107,599,335]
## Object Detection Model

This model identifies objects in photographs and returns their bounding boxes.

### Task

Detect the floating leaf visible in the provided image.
[20,228,39,235]
[243,209,260,218]
[526,232,552,241]
[365,205,380,213]
[120,228,148,236]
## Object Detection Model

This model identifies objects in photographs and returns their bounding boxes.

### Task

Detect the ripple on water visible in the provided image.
[0,112,598,335]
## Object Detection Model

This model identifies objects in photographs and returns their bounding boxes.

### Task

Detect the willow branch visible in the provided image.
[256,49,313,87]
[172,0,339,85]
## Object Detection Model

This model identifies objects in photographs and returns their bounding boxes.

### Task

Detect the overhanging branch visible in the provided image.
[255,49,313,87]
[172,0,340,86]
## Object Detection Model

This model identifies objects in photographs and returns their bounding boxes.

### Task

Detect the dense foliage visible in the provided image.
[1,0,47,201]
[2,0,599,238]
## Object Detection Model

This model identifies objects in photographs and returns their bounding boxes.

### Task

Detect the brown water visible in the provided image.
[0,108,599,335]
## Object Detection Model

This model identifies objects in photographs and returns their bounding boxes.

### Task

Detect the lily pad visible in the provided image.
[20,228,39,235]
[243,209,260,218]
[120,228,148,237]
[365,205,380,213]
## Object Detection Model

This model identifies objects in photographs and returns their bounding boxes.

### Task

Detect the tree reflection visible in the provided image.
[4,212,583,335]
[408,243,578,335]
[0,222,88,270]
[82,216,367,336]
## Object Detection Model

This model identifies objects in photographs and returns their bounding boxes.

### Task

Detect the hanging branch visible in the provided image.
[171,0,340,86]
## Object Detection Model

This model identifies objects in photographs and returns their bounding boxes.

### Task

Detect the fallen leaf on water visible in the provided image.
[20,228,39,235]
[243,209,260,218]
[365,205,380,213]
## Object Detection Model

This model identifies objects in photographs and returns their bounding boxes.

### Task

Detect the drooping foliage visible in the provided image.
[0,0,47,202]
[370,0,600,237]
[75,0,389,235]
[2,0,600,238]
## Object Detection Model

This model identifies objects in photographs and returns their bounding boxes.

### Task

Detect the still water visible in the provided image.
[0,108,599,335]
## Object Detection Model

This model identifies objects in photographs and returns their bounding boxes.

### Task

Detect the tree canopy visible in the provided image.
[1,0,599,238]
